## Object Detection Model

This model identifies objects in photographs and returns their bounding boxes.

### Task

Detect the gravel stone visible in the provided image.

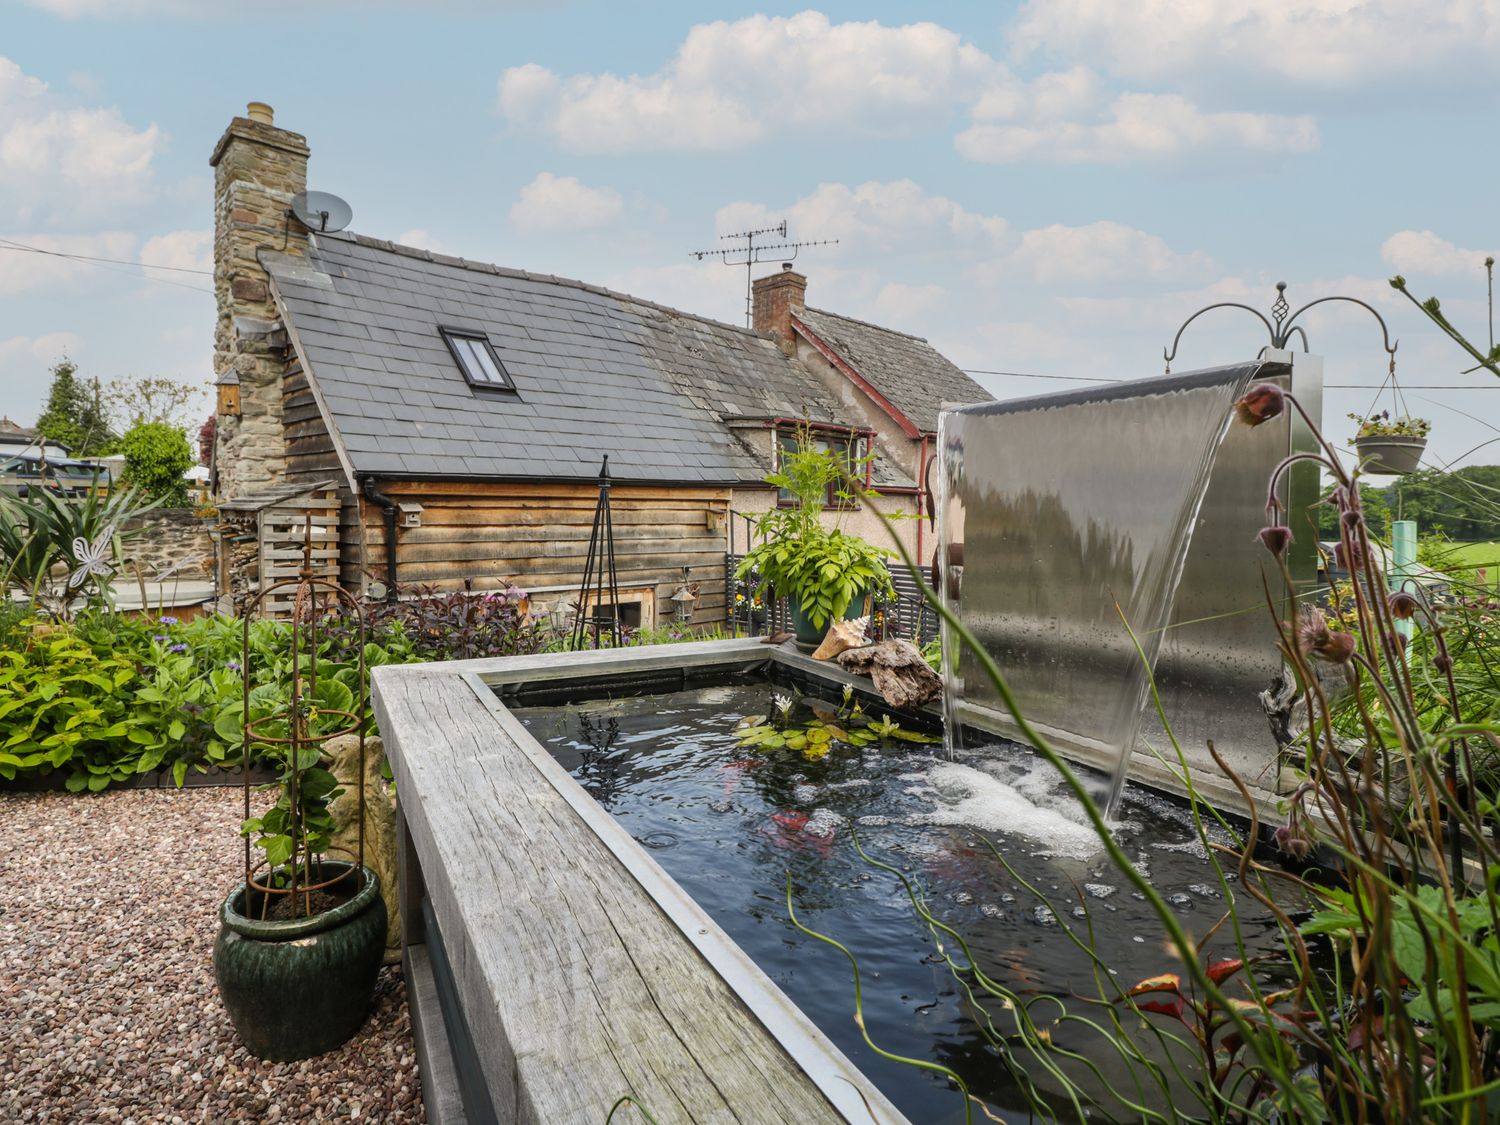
[0,789,426,1123]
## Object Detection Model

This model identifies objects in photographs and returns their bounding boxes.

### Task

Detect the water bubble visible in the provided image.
[1133,936,1145,944]
[1083,883,1117,899]
[979,903,1003,918]
[954,891,975,905]
[1131,892,1147,901]
[1072,906,1088,918]
[1034,906,1058,926]
[1001,893,1016,903]
[708,799,732,813]
[1167,893,1193,908]
[856,815,891,827]
[1188,883,1221,899]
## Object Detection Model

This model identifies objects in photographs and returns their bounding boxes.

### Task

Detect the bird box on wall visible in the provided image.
[217,369,242,417]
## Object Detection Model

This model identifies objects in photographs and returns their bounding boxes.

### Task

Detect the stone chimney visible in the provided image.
[209,101,309,498]
[752,263,807,354]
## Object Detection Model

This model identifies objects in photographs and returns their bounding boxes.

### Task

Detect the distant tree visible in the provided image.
[120,421,194,507]
[35,361,116,457]
[197,414,216,467]
[1383,466,1500,541]
[107,375,203,432]
[1317,482,1391,539]
[35,361,86,451]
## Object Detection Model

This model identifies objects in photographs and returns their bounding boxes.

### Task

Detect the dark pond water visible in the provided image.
[509,672,1290,1123]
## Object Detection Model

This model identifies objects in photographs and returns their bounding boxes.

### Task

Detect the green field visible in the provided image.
[1434,541,1500,588]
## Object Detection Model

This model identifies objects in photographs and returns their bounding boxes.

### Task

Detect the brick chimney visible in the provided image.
[209,101,309,498]
[752,263,807,354]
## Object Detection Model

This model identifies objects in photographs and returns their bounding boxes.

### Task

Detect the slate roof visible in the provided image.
[793,306,989,433]
[262,232,857,486]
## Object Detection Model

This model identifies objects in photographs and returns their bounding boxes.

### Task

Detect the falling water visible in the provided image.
[936,366,1261,819]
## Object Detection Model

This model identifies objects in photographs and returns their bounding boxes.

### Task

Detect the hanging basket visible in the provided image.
[1355,435,1426,475]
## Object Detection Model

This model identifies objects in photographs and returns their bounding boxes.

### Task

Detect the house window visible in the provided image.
[440,327,515,391]
[776,430,863,508]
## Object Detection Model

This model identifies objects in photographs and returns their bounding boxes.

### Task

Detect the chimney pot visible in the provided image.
[246,101,274,125]
[782,262,793,271]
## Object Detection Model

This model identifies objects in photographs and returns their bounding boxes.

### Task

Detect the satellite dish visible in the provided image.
[288,191,353,233]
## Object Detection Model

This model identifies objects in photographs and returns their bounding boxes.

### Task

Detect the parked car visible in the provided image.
[0,453,110,498]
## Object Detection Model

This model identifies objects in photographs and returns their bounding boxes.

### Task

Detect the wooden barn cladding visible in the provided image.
[359,480,731,618]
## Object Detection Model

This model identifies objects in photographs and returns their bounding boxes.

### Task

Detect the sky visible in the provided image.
[1,0,1497,469]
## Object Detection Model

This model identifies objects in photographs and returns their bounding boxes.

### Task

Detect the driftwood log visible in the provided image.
[837,638,943,710]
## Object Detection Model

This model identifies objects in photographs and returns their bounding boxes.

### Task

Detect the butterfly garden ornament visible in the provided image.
[68,527,117,591]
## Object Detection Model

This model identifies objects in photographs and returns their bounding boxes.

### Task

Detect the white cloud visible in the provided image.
[394,228,447,253]
[0,231,136,296]
[717,180,1009,258]
[1010,0,1500,89]
[0,332,85,421]
[140,229,210,276]
[0,56,163,221]
[499,11,1005,152]
[510,173,625,233]
[1381,230,1496,276]
[958,92,1318,163]
[1002,221,1213,284]
[870,282,947,325]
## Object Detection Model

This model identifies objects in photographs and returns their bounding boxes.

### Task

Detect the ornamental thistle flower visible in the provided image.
[1258,524,1293,557]
[1387,590,1420,620]
[1235,383,1286,426]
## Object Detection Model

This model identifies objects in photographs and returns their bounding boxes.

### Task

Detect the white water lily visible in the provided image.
[772,693,794,717]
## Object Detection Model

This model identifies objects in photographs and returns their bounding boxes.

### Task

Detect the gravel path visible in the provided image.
[0,789,425,1123]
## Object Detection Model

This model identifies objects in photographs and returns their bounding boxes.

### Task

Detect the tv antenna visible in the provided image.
[689,221,839,328]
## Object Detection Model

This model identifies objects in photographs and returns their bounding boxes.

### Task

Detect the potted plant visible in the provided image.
[1350,411,1430,475]
[212,566,387,1062]
[736,431,894,645]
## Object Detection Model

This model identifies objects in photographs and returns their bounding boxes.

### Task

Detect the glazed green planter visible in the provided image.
[214,861,388,1061]
[787,589,871,646]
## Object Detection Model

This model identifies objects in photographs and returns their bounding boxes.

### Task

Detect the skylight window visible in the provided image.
[439,328,514,391]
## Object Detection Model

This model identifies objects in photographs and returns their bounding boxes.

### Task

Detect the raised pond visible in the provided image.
[509,667,1291,1124]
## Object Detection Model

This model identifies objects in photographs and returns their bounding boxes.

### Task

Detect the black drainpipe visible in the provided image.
[361,476,399,603]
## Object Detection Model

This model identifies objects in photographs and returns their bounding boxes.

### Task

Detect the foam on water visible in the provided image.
[913,763,1103,859]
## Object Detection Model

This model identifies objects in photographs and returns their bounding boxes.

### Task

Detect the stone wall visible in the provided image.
[120,509,216,580]
[209,103,309,501]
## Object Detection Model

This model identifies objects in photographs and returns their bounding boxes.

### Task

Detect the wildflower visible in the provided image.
[772,693,793,718]
[1234,383,1286,427]
[1257,525,1293,558]
[1273,823,1314,862]
[1340,509,1363,533]
[226,661,242,672]
[169,643,188,654]
[159,615,178,626]
[1387,590,1421,620]
[1297,607,1356,665]
[153,635,168,643]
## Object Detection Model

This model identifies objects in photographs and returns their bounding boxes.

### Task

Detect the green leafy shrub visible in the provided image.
[119,421,194,507]
[736,430,894,630]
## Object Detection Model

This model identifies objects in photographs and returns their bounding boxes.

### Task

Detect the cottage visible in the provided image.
[209,103,988,625]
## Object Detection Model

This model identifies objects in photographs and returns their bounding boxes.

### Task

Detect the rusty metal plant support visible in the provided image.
[572,455,623,650]
[1164,281,1399,374]
[239,519,367,918]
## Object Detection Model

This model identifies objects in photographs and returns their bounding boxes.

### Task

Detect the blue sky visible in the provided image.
[2,0,1497,468]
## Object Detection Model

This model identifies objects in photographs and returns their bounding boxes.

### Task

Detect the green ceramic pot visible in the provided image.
[787,589,871,646]
[213,861,388,1061]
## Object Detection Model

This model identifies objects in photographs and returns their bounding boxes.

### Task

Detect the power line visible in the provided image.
[963,368,1495,392]
[0,238,214,296]
[963,368,1118,383]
